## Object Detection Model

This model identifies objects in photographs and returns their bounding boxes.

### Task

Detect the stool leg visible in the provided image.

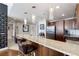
[33,52,36,56]
[18,51,25,56]
[31,51,36,56]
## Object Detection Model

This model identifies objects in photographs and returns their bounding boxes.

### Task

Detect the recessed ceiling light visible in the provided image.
[62,14,65,16]
[56,6,60,9]
[24,12,27,14]
[32,6,36,8]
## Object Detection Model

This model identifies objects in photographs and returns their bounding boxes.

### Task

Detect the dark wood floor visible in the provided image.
[0,49,20,56]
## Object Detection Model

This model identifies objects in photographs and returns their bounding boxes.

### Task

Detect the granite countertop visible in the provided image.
[64,34,79,38]
[17,34,79,56]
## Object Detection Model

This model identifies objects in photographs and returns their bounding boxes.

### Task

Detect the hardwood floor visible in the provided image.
[0,49,20,56]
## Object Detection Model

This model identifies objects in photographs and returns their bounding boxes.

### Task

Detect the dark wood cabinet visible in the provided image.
[47,21,55,26]
[48,47,64,56]
[55,20,66,42]
[76,4,79,29]
[35,44,63,56]
[65,19,76,29]
[47,20,66,42]
[35,44,49,56]
[76,4,79,17]
[35,44,64,56]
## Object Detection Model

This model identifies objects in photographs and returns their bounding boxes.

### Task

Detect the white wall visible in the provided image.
[37,19,46,37]
[3,3,14,15]
[15,22,29,35]
[15,19,47,37]
[8,17,16,47]
[8,17,47,39]
[15,21,37,36]
[8,17,48,48]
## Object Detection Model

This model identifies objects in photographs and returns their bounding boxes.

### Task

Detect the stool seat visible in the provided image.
[17,38,37,55]
[17,38,26,43]
[22,44,37,54]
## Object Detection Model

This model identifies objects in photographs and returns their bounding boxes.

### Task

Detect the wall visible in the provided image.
[15,22,28,35]
[8,17,32,47]
[8,17,46,41]
[14,19,45,36]
[15,21,37,36]
[8,17,15,47]
[37,19,46,37]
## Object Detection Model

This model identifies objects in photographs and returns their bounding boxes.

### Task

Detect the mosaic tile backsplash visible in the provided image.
[0,3,7,49]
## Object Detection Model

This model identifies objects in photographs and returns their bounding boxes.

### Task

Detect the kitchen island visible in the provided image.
[17,34,79,56]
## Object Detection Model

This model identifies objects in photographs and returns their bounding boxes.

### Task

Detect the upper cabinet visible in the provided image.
[55,20,66,42]
[76,4,79,17]
[47,21,55,26]
[75,4,79,29]
[65,19,76,29]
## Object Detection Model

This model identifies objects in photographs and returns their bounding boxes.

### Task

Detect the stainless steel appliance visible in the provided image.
[46,26,55,39]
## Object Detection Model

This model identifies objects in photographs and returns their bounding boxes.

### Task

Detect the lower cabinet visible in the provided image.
[27,40,65,56]
[35,45,64,56]
[48,48,64,56]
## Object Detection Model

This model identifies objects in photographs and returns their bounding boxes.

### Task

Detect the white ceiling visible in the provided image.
[8,3,77,22]
[3,3,14,15]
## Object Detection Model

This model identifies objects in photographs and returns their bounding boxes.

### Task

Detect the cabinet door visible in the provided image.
[76,4,79,17]
[35,45,49,56]
[65,19,76,29]
[56,20,66,42]
[48,48,64,56]
[76,4,79,29]
[35,45,64,56]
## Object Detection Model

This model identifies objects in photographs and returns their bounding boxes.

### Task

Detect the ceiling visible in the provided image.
[8,3,77,22]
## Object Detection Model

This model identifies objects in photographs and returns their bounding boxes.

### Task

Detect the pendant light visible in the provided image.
[49,8,54,20]
[31,5,36,24]
[32,14,36,23]
[24,12,27,25]
[24,18,27,25]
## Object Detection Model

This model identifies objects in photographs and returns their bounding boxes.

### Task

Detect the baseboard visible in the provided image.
[0,47,8,51]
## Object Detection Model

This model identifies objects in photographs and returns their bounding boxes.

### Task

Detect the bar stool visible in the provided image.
[17,38,37,56]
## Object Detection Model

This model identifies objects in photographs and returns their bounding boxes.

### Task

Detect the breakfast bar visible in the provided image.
[17,34,79,56]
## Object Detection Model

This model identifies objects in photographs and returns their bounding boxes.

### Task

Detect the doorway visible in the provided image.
[8,23,15,48]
